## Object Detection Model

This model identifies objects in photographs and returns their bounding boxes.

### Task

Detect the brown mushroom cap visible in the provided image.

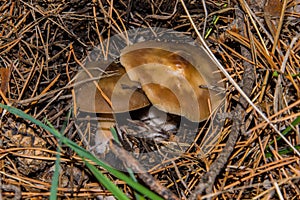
[75,61,150,114]
[120,41,224,122]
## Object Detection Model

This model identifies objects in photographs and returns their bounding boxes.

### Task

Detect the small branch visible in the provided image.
[189,4,255,200]
[109,141,180,200]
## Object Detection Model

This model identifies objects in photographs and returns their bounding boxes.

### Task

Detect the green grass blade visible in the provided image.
[276,116,300,143]
[127,167,145,200]
[49,141,61,200]
[85,161,130,200]
[266,116,300,151]
[265,145,300,158]
[46,121,163,200]
[50,110,71,200]
[0,104,163,200]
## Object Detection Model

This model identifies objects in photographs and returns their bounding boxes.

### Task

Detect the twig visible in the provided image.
[180,0,300,159]
[187,3,255,199]
[109,141,180,200]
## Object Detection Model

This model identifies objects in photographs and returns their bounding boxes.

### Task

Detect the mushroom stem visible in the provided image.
[95,114,115,153]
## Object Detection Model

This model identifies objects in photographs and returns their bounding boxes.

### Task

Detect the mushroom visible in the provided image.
[75,41,224,153]
[75,61,150,153]
[120,41,224,122]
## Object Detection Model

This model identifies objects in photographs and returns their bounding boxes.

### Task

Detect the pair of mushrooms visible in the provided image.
[75,41,223,153]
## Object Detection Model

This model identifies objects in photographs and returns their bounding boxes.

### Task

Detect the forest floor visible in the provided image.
[0,0,299,199]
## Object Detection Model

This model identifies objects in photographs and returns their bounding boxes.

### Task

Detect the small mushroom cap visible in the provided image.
[75,61,150,113]
[120,41,224,122]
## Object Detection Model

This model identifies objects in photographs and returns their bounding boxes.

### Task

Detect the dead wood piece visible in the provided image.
[109,141,179,200]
